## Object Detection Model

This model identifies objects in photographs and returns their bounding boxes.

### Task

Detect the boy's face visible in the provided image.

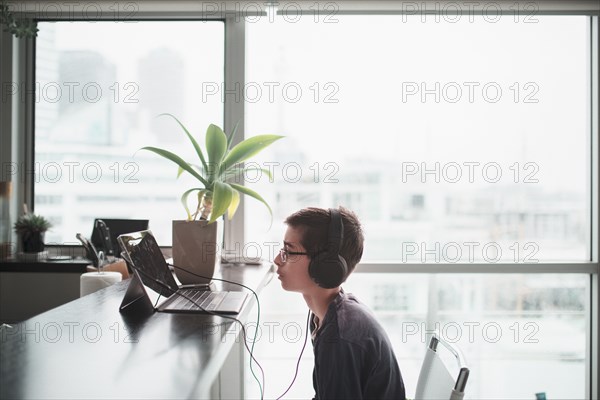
[274,225,317,293]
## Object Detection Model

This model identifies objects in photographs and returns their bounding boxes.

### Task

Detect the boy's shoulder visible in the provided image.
[327,291,388,344]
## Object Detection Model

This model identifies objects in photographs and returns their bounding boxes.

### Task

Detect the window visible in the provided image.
[244,14,593,399]
[245,15,589,263]
[35,21,224,245]
[248,273,588,399]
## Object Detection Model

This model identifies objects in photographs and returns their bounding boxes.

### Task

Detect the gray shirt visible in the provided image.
[310,290,406,399]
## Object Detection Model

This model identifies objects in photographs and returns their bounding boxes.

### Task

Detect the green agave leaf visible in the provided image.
[222,167,273,182]
[220,135,284,174]
[141,146,209,187]
[227,189,240,220]
[229,183,273,218]
[205,124,228,180]
[180,188,207,221]
[226,120,240,150]
[209,181,234,223]
[177,163,204,179]
[158,113,208,172]
[250,167,273,180]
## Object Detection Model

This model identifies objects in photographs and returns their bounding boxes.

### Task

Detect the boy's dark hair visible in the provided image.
[285,206,364,274]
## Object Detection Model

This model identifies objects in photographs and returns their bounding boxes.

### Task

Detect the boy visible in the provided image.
[274,207,406,399]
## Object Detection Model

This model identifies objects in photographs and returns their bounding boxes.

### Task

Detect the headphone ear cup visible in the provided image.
[308,208,349,289]
[308,254,348,289]
[308,257,319,284]
[334,255,348,286]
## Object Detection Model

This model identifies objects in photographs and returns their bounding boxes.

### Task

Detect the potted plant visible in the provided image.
[141,114,283,284]
[13,212,52,253]
[0,1,39,38]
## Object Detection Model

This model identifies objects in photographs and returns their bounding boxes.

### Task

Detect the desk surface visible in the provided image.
[0,258,91,273]
[0,262,275,399]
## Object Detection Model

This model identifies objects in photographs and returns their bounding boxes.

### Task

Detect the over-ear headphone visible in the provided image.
[308,208,348,289]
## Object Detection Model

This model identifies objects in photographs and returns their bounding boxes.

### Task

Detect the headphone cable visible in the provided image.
[168,262,265,400]
[127,262,265,400]
[276,309,311,400]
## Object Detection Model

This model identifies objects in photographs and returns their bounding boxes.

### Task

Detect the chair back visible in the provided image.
[415,334,470,400]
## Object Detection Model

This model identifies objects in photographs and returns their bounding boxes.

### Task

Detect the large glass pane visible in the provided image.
[245,15,590,263]
[246,273,588,399]
[35,21,224,245]
[244,13,590,400]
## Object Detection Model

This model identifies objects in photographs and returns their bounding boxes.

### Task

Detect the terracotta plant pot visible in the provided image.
[172,220,222,285]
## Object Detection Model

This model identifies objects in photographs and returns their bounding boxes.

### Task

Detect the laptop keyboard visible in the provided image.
[170,289,226,311]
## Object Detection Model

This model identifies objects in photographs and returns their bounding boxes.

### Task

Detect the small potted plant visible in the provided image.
[0,1,39,38]
[13,212,52,253]
[141,113,283,284]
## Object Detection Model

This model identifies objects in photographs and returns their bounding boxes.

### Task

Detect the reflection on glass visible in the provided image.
[35,21,224,245]
[247,273,587,399]
[245,15,590,262]
[243,13,589,400]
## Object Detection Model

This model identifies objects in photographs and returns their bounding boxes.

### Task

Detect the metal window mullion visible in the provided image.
[223,16,245,256]
[354,262,599,274]
[275,0,599,15]
[25,37,34,213]
[222,15,246,399]
[8,1,599,16]
[0,29,14,247]
[10,36,35,220]
[590,13,599,400]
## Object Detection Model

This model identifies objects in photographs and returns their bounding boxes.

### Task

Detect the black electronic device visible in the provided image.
[119,269,155,317]
[95,219,114,256]
[118,230,248,314]
[76,233,100,269]
[91,218,149,257]
[308,208,348,289]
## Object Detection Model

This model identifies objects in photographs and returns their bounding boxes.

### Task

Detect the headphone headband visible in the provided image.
[328,208,343,257]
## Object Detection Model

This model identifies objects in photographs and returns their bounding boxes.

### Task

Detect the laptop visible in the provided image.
[91,218,150,257]
[117,230,248,314]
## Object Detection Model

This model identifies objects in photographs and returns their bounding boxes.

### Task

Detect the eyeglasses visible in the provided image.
[279,248,309,263]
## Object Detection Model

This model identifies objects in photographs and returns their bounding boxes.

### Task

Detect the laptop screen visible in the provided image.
[91,218,149,256]
[119,231,178,296]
